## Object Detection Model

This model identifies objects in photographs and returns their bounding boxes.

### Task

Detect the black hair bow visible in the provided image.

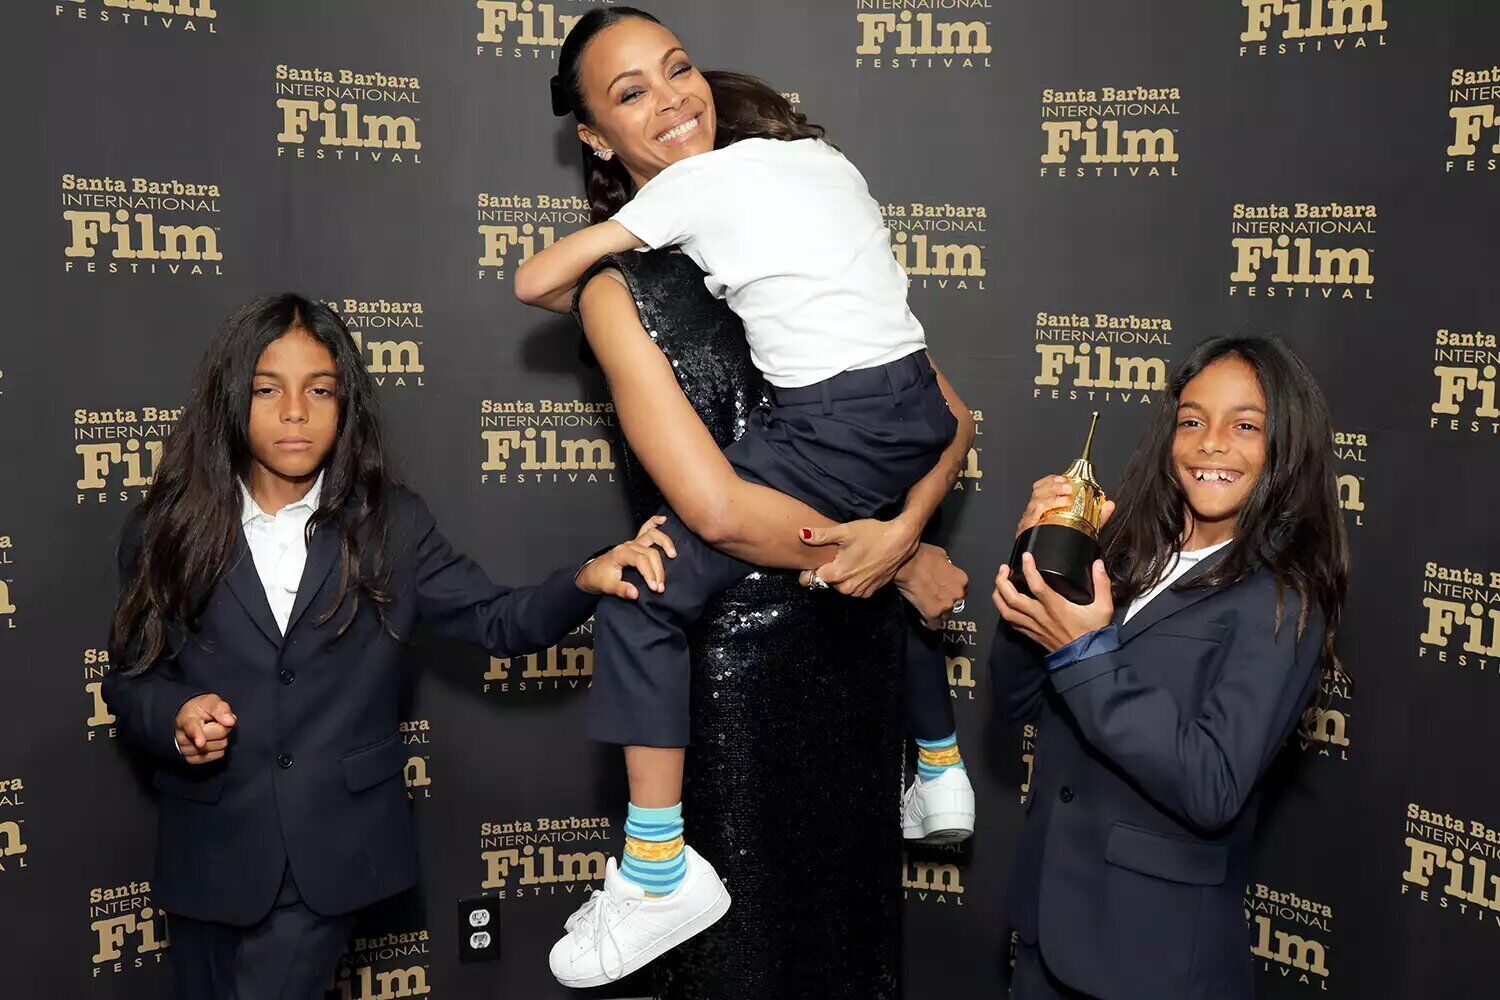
[550,75,571,117]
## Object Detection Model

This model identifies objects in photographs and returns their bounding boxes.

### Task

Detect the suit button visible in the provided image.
[279,668,296,685]
[277,753,294,769]
[1058,785,1075,804]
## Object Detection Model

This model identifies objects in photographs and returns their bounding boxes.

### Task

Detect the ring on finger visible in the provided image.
[807,572,830,591]
[951,599,965,615]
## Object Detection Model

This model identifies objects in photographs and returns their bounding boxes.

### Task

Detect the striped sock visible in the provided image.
[621,802,687,897]
[916,733,965,783]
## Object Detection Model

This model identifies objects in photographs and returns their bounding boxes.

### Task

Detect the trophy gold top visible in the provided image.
[1039,412,1106,539]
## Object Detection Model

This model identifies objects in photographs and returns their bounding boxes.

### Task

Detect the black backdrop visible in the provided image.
[2,1,1498,997]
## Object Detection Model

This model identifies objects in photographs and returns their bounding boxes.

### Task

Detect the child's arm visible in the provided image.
[101,518,222,767]
[513,220,644,314]
[408,492,674,658]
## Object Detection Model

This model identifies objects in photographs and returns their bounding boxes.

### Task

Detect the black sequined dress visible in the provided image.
[576,251,904,999]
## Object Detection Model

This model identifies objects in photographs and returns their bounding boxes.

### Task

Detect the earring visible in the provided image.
[594,148,615,161]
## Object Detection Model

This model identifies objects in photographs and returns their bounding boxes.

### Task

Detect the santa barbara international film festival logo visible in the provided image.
[479,398,618,488]
[1419,560,1500,677]
[0,774,28,875]
[484,623,594,696]
[401,719,432,800]
[61,173,223,277]
[0,533,17,632]
[73,404,180,506]
[957,408,983,494]
[1448,64,1500,175]
[327,297,427,390]
[55,0,217,34]
[1239,0,1388,59]
[1032,309,1172,405]
[1040,86,1182,180]
[90,879,169,977]
[474,0,611,60]
[943,615,981,702]
[85,646,121,742]
[275,64,422,166]
[476,191,591,283]
[1228,201,1376,301]
[1402,802,1500,928]
[1430,327,1499,437]
[1334,429,1369,529]
[903,845,966,905]
[1298,663,1352,763]
[328,924,431,1000]
[1019,723,1035,805]
[882,200,987,292]
[854,0,992,70]
[1245,881,1334,988]
[479,815,613,900]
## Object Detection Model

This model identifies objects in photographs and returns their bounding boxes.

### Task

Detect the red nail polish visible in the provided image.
[800,528,813,540]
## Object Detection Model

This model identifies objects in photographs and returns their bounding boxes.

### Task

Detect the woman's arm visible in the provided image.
[805,356,975,597]
[514,221,644,314]
[579,270,841,571]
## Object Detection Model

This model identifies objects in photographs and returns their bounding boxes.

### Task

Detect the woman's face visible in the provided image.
[574,18,716,189]
[1171,354,1267,533]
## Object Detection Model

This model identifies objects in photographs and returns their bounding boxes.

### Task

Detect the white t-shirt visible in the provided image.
[610,137,927,389]
[1122,538,1232,624]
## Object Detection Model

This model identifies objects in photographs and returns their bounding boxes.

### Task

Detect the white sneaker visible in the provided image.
[902,767,976,844]
[549,846,731,988]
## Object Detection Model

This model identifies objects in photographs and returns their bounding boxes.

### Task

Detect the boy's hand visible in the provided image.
[575,515,677,600]
[174,694,237,764]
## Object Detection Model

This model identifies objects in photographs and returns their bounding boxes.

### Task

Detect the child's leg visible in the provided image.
[590,507,755,895]
[903,610,957,743]
[901,613,974,843]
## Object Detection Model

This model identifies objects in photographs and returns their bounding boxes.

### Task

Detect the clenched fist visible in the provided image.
[174,694,237,765]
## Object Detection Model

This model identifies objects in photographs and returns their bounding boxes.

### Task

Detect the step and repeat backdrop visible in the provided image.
[1,0,1497,997]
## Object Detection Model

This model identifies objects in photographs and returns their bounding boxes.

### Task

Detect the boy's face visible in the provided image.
[247,327,340,483]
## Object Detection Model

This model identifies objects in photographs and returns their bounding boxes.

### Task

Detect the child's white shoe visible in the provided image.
[901,767,976,844]
[549,846,731,987]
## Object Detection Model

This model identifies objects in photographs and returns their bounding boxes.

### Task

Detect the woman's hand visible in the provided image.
[575,515,677,599]
[991,554,1114,652]
[893,543,969,628]
[795,516,922,598]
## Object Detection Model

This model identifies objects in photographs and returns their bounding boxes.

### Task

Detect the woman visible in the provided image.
[528,8,970,995]
[991,336,1347,999]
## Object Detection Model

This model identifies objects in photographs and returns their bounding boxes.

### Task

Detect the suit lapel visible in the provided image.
[1118,546,1231,643]
[222,530,284,649]
[284,518,341,637]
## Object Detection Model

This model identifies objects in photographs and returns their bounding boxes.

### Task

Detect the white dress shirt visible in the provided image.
[174,474,324,756]
[1122,537,1232,624]
[239,472,324,635]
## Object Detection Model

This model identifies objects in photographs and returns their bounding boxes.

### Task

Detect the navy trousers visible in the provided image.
[589,351,959,747]
[170,864,356,1000]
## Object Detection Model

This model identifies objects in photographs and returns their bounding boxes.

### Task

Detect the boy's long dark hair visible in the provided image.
[1101,336,1348,684]
[111,294,397,676]
[550,6,830,223]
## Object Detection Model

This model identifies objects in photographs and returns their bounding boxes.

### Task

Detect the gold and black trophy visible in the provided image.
[1009,411,1106,604]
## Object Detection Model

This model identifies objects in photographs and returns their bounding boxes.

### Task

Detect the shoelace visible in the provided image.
[573,888,628,981]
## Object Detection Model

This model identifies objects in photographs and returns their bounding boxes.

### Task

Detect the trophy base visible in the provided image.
[1010,524,1101,605]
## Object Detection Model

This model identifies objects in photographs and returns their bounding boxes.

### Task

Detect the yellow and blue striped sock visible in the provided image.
[621,802,686,897]
[916,733,964,783]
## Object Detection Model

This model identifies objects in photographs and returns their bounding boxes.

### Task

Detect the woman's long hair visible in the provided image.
[550,6,830,223]
[1101,336,1348,686]
[110,294,397,675]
